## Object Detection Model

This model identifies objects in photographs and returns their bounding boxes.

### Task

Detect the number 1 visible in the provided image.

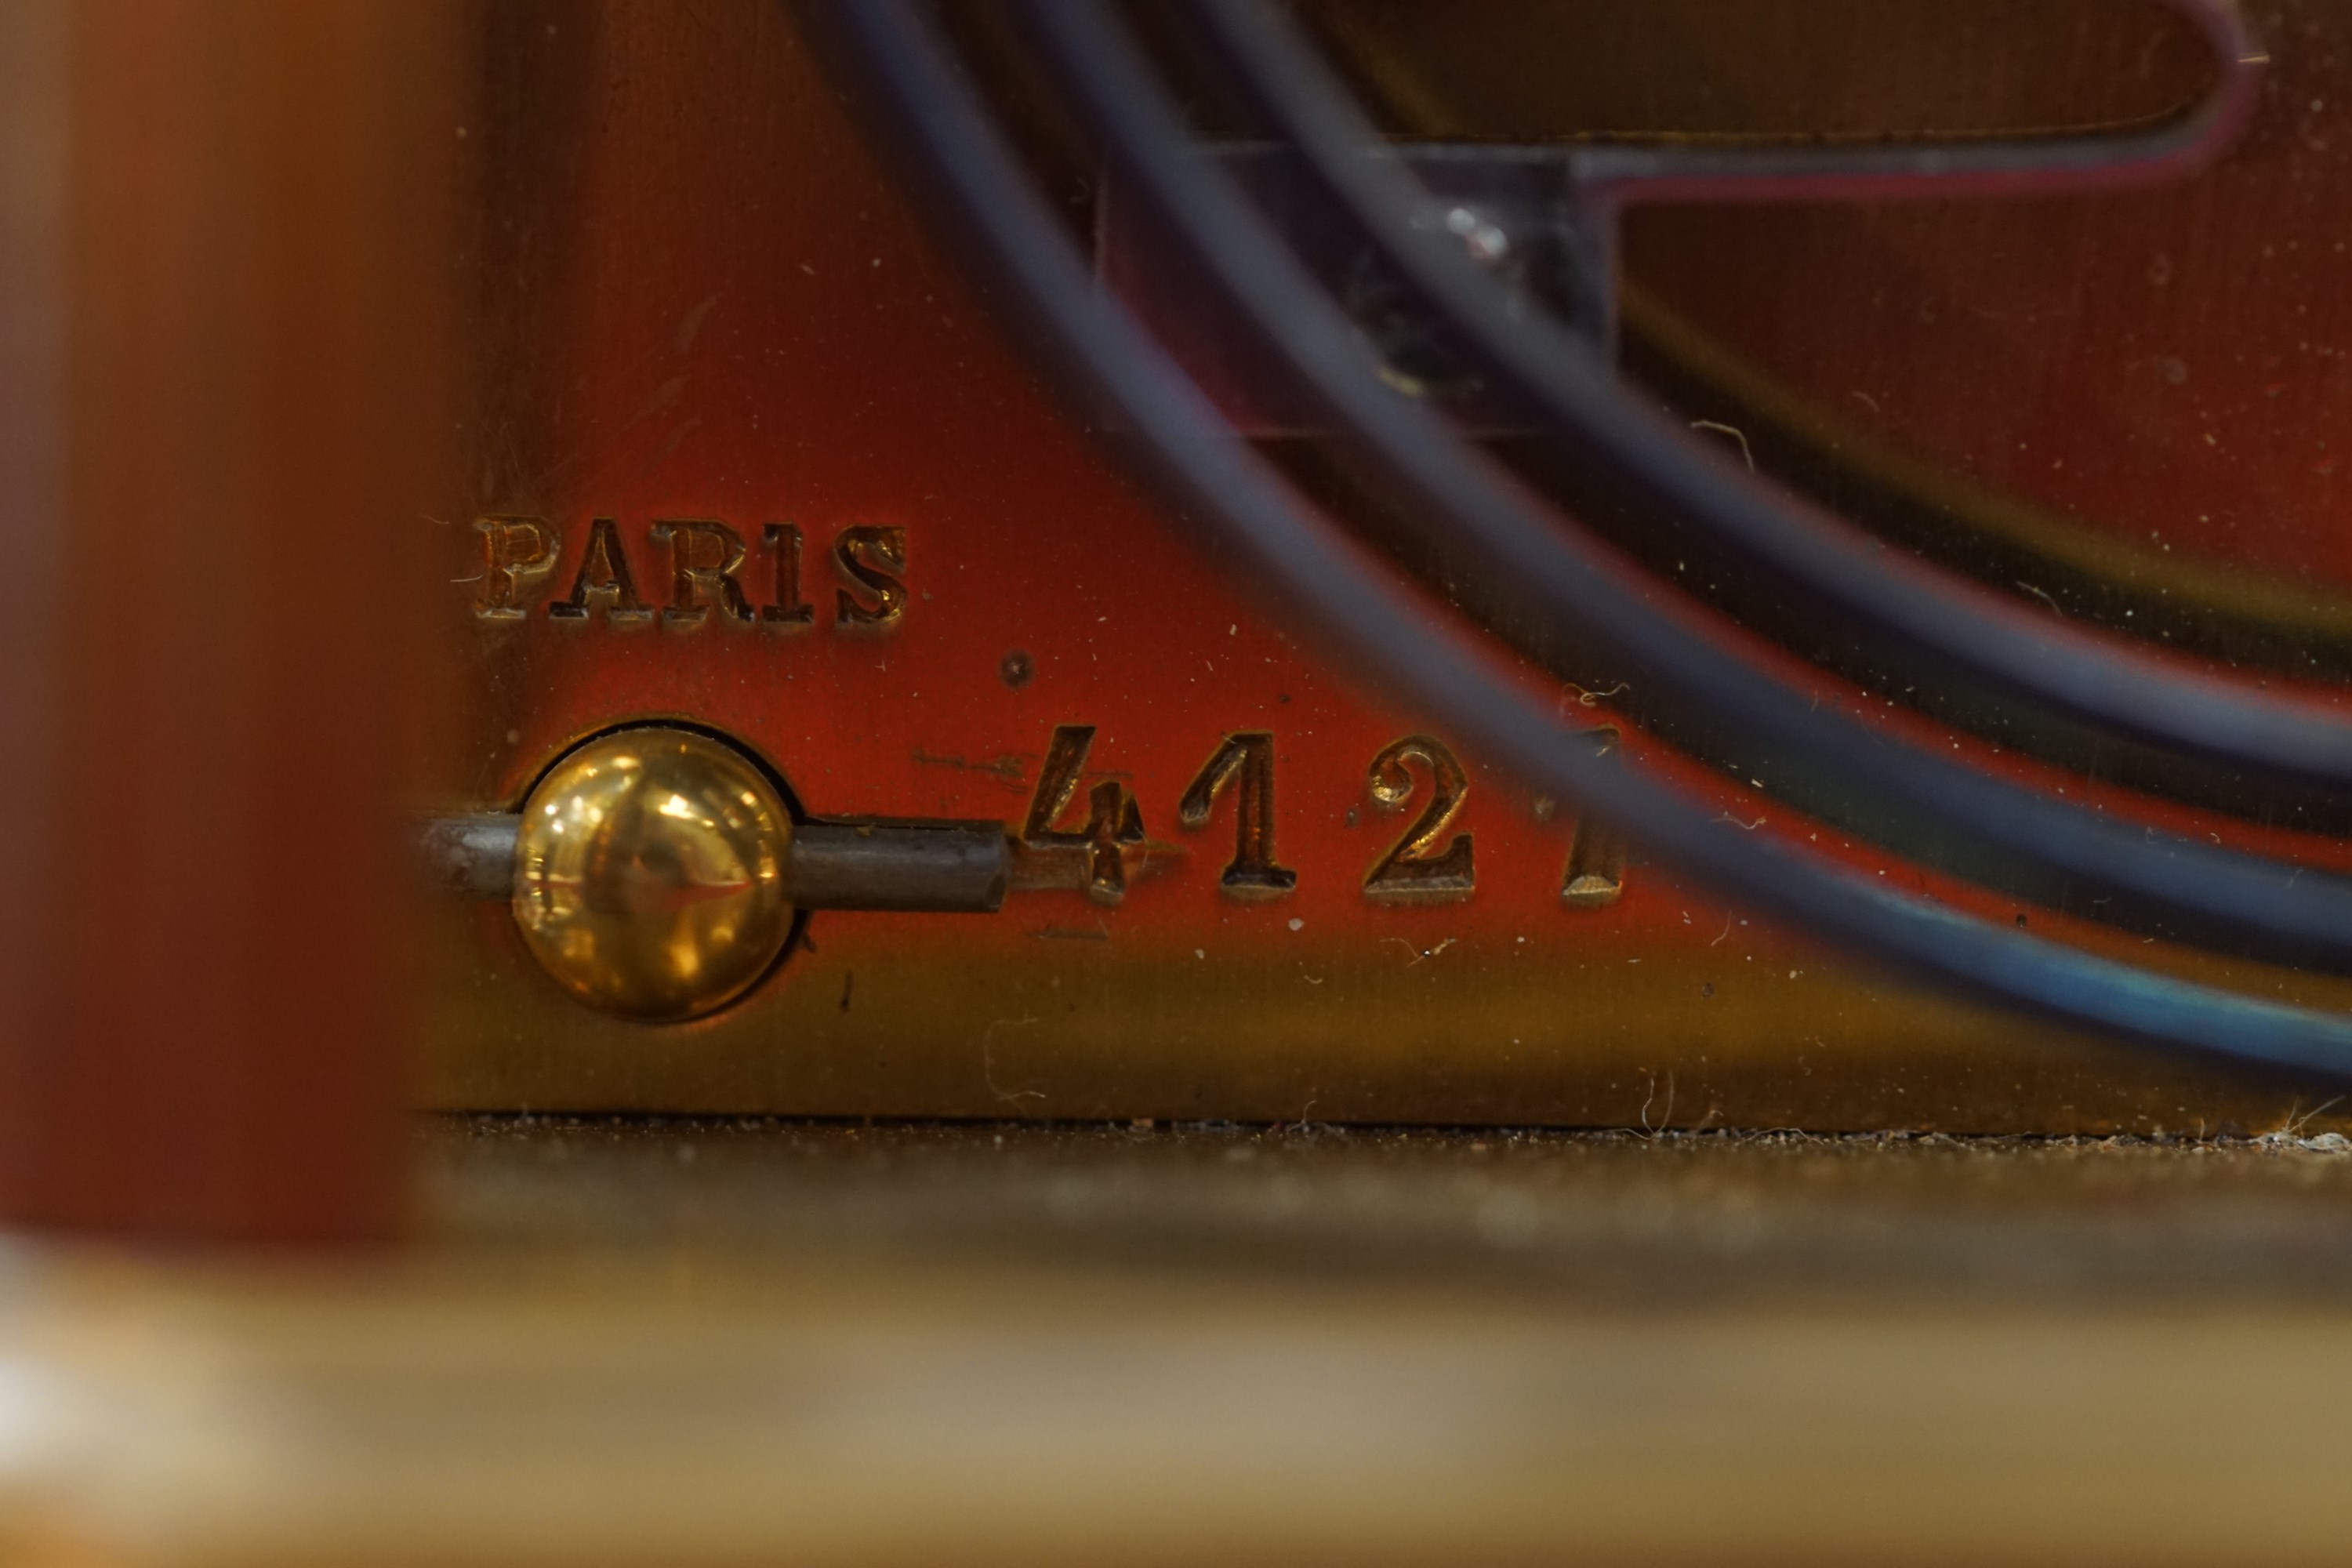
[1179,732,1297,898]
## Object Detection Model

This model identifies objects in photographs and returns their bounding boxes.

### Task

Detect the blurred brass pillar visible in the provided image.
[0,0,463,1240]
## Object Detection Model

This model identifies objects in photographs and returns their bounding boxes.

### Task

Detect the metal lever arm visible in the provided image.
[422,812,1009,913]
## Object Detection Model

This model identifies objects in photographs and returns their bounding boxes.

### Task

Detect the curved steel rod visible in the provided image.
[815,0,2352,1079]
[1614,285,2352,688]
[1181,0,2352,803]
[1002,0,2352,975]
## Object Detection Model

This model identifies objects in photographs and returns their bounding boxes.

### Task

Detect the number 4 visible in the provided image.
[1021,724,1145,904]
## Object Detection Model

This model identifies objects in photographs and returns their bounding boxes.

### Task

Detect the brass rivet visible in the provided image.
[512,728,793,1021]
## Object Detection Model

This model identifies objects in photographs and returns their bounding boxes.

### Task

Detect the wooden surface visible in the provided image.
[0,1120,2347,1563]
[0,0,464,1240]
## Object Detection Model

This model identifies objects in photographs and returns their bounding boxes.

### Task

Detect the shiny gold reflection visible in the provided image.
[513,728,793,1022]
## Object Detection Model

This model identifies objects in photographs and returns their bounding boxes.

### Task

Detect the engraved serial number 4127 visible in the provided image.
[1021,724,1624,910]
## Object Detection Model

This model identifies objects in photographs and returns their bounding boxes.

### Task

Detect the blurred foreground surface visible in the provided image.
[2,1119,2350,1563]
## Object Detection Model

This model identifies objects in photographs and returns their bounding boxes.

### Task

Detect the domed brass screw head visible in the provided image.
[512,728,794,1021]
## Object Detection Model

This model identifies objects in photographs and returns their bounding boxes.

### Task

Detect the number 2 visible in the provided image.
[1362,735,1475,902]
